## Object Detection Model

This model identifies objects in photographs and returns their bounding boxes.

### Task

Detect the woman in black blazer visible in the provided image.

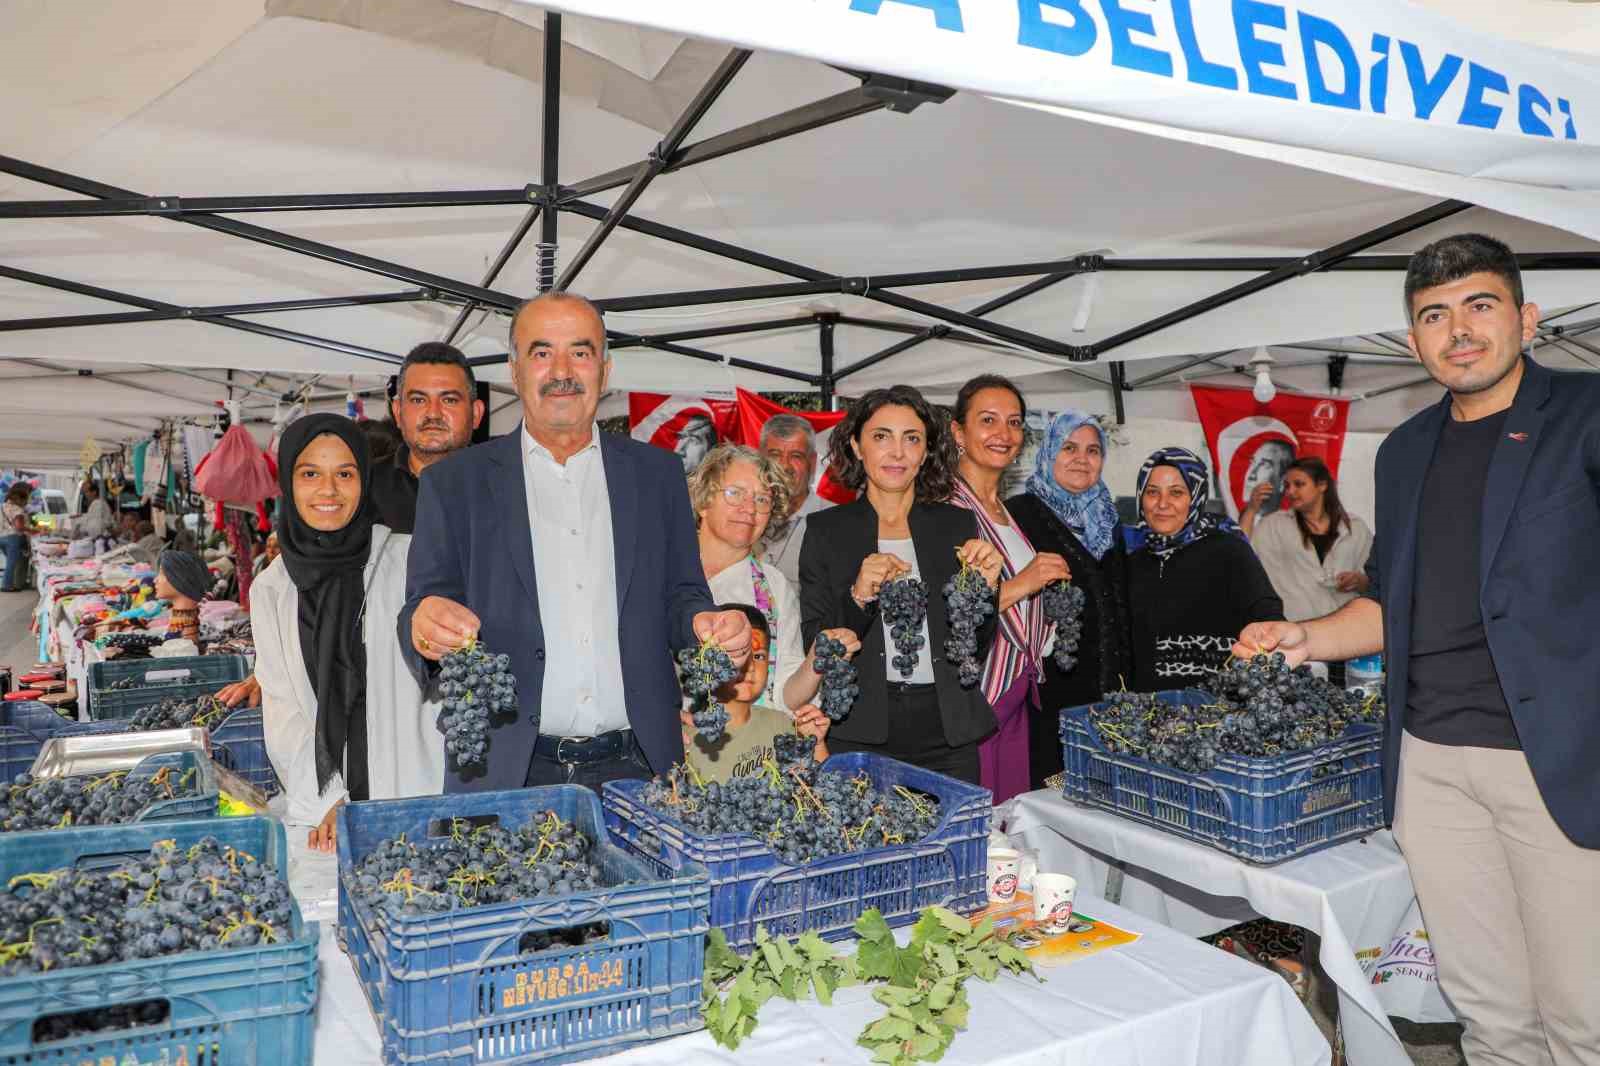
[799,385,1002,785]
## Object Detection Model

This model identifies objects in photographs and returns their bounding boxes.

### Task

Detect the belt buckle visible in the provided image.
[555,736,580,764]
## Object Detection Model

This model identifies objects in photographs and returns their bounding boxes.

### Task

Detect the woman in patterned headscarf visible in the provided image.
[1124,446,1283,692]
[1008,411,1132,788]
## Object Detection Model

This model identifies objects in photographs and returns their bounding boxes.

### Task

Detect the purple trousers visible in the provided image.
[978,666,1037,804]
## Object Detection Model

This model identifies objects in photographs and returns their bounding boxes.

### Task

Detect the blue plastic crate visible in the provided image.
[337,786,710,1066]
[0,700,118,783]
[0,815,319,1064]
[4,749,219,831]
[87,654,248,720]
[1059,690,1384,864]
[207,706,282,797]
[601,752,992,952]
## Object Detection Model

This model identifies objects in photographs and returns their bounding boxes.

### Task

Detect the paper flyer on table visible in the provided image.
[976,891,1141,965]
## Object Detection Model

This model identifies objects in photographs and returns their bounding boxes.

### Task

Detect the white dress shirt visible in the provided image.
[522,426,630,737]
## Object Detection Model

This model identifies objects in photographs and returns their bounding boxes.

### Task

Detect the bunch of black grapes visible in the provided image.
[640,759,941,867]
[811,633,859,722]
[0,766,199,832]
[437,641,517,769]
[103,632,162,656]
[943,562,995,688]
[129,692,231,732]
[879,577,928,679]
[0,836,293,992]
[677,640,739,744]
[1042,580,1086,672]
[1085,653,1389,774]
[349,811,609,922]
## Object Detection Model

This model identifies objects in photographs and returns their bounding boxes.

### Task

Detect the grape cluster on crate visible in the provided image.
[128,692,230,732]
[810,633,858,722]
[349,810,607,920]
[1087,653,1387,774]
[1041,580,1086,671]
[639,754,941,867]
[436,641,517,769]
[942,559,994,688]
[879,576,928,679]
[0,835,292,984]
[677,639,739,744]
[0,767,199,832]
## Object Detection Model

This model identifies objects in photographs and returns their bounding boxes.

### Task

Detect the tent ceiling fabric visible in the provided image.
[1,0,1598,467]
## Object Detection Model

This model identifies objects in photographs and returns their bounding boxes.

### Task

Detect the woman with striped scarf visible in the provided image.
[949,375,1072,803]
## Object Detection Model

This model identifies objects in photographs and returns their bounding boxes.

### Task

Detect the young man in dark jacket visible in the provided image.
[1237,234,1600,1066]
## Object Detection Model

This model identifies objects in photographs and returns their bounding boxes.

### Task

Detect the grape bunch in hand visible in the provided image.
[437,641,517,769]
[1041,580,1086,672]
[943,556,995,688]
[811,633,859,722]
[879,577,928,679]
[678,639,739,743]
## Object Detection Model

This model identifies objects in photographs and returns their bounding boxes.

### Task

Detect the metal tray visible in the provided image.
[30,727,210,777]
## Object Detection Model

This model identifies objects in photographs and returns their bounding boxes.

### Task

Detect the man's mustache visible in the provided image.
[418,419,450,432]
[541,379,585,397]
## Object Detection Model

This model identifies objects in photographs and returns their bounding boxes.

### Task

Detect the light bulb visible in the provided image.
[1252,367,1276,404]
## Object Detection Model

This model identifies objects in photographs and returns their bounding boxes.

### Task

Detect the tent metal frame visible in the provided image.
[2,11,1596,418]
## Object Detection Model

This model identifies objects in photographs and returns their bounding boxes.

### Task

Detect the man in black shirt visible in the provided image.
[1237,234,1600,1066]
[369,342,485,534]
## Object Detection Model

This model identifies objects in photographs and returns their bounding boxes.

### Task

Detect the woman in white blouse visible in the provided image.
[1242,455,1374,622]
[252,414,443,850]
[688,444,856,712]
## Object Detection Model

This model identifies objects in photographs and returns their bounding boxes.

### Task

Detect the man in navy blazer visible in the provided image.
[1238,234,1600,1066]
[399,292,751,792]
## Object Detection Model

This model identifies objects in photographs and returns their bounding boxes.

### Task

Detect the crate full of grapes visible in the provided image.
[0,816,319,1064]
[337,786,709,1065]
[0,748,218,833]
[1060,662,1384,864]
[87,654,248,720]
[601,751,991,952]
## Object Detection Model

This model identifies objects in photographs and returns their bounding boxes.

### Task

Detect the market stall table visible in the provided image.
[1006,789,1453,1066]
[290,838,1330,1066]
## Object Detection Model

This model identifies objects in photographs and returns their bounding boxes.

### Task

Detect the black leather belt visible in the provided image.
[886,681,937,695]
[534,729,634,765]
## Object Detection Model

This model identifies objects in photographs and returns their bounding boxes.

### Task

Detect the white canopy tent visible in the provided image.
[3,0,1599,469]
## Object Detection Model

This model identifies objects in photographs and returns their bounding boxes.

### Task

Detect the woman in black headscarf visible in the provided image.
[252,414,443,849]
[1123,446,1283,692]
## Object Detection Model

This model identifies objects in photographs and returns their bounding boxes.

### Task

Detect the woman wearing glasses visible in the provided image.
[689,444,859,712]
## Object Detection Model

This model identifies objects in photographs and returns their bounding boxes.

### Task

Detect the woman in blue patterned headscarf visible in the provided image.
[1123,446,1282,692]
[1007,411,1132,787]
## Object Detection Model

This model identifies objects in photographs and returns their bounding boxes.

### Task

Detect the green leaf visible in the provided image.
[927,906,972,938]
[874,984,922,1006]
[857,936,925,988]
[704,928,744,981]
[814,967,836,1006]
[967,950,999,982]
[939,992,970,1031]
[927,941,959,976]
[961,915,996,949]
[761,938,787,977]
[867,1041,906,1065]
[863,1015,919,1041]
[908,1031,948,1059]
[927,977,958,1011]
[799,931,837,962]
[910,909,952,948]
[777,965,802,1001]
[855,907,895,945]
[777,936,804,970]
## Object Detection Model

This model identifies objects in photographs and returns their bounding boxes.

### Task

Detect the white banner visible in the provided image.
[531,0,1600,190]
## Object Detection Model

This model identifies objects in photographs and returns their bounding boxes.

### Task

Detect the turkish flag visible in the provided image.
[628,390,854,504]
[1189,385,1350,520]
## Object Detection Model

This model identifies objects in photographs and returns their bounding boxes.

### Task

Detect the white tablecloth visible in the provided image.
[1006,790,1454,1066]
[292,842,1330,1066]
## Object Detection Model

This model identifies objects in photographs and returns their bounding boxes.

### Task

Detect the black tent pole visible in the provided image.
[818,314,837,408]
[537,14,562,294]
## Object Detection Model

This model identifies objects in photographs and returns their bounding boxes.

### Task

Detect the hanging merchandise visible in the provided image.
[194,424,280,541]
[181,424,216,483]
[131,439,150,500]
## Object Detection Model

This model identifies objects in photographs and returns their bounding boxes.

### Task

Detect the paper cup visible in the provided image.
[1033,873,1077,933]
[987,847,1021,903]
